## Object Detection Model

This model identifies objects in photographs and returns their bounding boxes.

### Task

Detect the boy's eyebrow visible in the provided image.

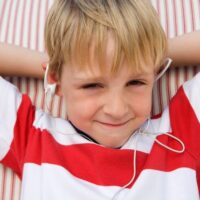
[129,72,154,79]
[73,76,105,82]
[72,72,153,82]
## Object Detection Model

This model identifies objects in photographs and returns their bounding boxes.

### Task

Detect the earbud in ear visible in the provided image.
[45,83,56,95]
[44,64,56,95]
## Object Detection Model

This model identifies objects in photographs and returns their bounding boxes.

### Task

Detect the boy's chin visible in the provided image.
[95,135,131,149]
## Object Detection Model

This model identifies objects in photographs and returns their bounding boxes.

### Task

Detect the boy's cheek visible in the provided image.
[134,96,152,117]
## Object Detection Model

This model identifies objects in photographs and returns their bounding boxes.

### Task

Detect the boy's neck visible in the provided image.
[69,121,121,149]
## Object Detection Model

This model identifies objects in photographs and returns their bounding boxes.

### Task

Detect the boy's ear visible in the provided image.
[55,82,63,97]
[47,72,57,84]
[47,72,63,97]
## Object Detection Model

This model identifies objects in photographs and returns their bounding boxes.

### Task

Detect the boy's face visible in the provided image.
[57,38,155,148]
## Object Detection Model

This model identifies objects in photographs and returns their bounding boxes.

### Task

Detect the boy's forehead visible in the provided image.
[64,59,155,81]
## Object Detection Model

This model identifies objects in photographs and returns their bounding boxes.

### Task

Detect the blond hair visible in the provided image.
[45,0,167,78]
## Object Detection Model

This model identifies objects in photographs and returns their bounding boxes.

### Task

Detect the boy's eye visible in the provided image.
[127,80,145,86]
[81,83,103,89]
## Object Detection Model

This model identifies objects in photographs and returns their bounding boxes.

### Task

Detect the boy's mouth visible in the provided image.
[96,120,130,128]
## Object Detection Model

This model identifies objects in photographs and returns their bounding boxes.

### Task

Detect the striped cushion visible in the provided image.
[0,0,200,199]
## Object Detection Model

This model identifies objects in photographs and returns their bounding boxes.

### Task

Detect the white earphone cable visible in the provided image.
[155,58,172,82]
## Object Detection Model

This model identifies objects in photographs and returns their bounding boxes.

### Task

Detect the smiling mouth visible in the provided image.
[97,120,129,127]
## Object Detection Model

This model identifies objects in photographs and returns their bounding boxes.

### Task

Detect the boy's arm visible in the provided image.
[168,30,200,66]
[0,43,47,78]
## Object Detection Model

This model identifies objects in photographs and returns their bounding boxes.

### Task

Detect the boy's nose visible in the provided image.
[103,92,129,119]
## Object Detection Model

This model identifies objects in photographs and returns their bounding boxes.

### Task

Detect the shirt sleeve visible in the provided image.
[169,72,200,159]
[0,77,35,177]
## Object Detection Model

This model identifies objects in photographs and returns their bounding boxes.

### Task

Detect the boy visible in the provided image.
[0,0,200,199]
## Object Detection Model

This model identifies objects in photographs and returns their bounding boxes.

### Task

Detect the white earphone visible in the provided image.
[155,58,172,82]
[44,64,56,95]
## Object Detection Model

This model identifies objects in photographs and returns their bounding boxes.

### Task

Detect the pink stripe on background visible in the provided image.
[172,0,178,36]
[190,0,195,31]
[57,97,63,117]
[164,0,170,37]
[27,0,34,49]
[181,0,186,33]
[158,79,164,112]
[12,0,20,44]
[5,0,13,43]
[19,0,27,46]
[9,171,14,200]
[35,0,42,51]
[32,80,38,106]
[1,166,6,200]
[0,0,7,35]
[166,70,171,101]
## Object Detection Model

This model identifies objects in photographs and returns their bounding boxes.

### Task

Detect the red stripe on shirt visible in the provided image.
[1,95,35,179]
[170,86,200,159]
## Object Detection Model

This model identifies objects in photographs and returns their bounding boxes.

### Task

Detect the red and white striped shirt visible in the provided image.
[0,73,200,200]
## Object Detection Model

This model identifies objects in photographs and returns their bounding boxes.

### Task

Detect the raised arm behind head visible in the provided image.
[168,30,200,66]
[0,43,47,78]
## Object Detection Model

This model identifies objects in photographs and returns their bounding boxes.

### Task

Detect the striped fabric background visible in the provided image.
[0,0,200,199]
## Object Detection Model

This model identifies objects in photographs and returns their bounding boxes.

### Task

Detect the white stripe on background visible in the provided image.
[193,0,200,30]
[0,0,10,42]
[183,0,194,32]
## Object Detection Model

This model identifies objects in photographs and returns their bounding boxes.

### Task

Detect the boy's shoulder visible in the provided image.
[183,71,200,93]
[182,71,200,121]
